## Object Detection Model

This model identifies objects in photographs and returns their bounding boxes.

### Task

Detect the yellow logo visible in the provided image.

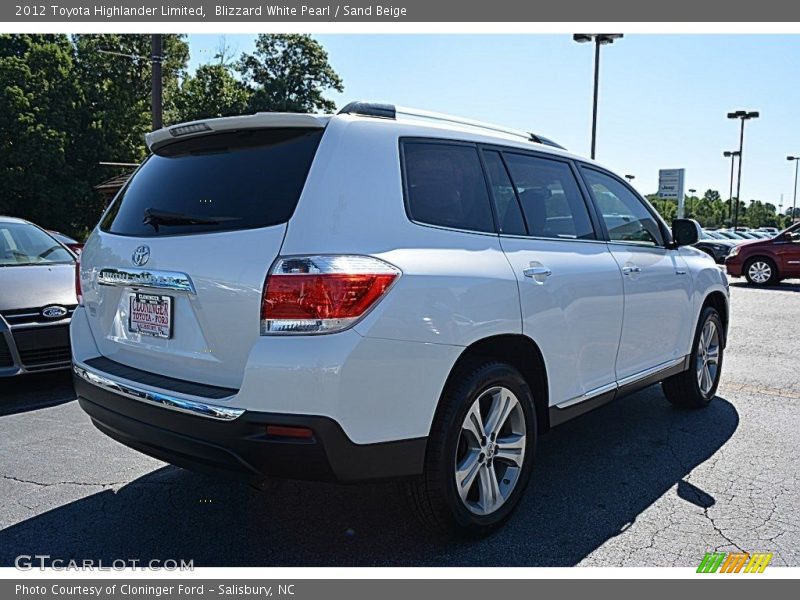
[697,552,773,573]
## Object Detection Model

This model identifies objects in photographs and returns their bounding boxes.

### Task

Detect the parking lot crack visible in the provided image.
[0,474,126,488]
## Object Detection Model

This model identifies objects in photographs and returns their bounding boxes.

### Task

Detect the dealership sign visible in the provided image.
[658,168,686,217]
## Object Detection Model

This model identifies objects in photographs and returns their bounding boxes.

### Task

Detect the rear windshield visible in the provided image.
[100,128,324,236]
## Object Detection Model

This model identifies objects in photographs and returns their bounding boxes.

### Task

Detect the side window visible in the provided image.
[482,150,526,236]
[403,142,495,233]
[502,153,596,240]
[581,168,665,247]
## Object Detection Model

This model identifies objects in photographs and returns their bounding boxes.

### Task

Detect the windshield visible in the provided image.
[0,222,74,266]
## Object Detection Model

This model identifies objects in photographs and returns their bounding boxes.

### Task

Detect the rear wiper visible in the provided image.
[143,208,241,230]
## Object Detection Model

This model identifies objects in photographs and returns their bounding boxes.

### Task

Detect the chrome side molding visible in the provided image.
[73,364,244,421]
[97,268,196,294]
[555,357,687,410]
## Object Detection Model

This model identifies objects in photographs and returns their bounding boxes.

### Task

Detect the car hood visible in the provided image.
[0,263,77,312]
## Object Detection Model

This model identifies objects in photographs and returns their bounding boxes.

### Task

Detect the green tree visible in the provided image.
[69,34,189,235]
[177,63,251,122]
[238,34,343,113]
[0,34,85,231]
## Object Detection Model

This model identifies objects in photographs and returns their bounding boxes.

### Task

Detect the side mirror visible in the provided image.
[671,218,701,247]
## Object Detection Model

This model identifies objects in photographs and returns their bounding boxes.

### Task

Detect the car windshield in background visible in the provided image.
[0,222,74,267]
[100,128,325,237]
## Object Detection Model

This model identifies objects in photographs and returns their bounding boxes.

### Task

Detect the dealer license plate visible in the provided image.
[128,293,172,339]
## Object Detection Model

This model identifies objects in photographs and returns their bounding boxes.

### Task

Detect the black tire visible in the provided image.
[743,256,778,286]
[407,361,537,537]
[662,306,724,408]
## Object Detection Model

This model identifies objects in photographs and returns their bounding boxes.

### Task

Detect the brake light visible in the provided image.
[261,256,400,335]
[75,257,83,305]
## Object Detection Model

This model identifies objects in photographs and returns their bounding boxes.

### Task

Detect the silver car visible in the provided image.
[1,216,78,376]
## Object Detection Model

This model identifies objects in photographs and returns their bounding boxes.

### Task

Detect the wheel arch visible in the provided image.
[701,290,729,347]
[434,334,550,434]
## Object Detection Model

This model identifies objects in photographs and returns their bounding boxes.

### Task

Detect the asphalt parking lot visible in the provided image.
[1,278,798,567]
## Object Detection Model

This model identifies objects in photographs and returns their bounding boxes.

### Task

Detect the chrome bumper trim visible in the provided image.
[73,364,244,421]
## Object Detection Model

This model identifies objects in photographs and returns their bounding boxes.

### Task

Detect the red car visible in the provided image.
[725,222,800,285]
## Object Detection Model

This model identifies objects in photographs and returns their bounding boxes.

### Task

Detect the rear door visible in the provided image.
[485,149,624,406]
[79,125,325,389]
[578,166,694,380]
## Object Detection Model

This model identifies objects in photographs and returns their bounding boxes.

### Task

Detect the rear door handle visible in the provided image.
[622,265,642,275]
[523,266,552,278]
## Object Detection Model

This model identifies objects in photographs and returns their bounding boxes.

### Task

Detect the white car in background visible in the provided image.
[72,102,729,536]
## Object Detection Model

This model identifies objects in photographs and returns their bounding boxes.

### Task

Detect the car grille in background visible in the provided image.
[0,336,12,367]
[12,325,71,369]
[0,305,76,327]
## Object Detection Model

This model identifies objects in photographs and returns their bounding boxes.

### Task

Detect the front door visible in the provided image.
[579,166,695,380]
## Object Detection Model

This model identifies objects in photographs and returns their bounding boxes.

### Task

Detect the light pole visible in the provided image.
[789,156,800,224]
[99,34,163,130]
[727,110,759,230]
[723,150,740,222]
[573,34,623,159]
[688,188,697,216]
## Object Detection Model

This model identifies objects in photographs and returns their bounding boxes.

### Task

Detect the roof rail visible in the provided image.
[336,101,566,150]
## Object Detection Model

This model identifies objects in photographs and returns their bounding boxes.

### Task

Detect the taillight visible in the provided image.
[75,257,83,305]
[261,256,400,335]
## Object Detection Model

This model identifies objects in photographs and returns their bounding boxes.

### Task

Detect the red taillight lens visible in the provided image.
[75,257,83,305]
[261,256,400,335]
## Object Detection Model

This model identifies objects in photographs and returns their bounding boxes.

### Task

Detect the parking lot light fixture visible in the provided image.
[573,34,623,160]
[789,156,800,224]
[624,174,635,183]
[727,111,759,230]
[723,150,740,221]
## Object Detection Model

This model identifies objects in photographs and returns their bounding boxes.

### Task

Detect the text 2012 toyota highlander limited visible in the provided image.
[73,102,729,536]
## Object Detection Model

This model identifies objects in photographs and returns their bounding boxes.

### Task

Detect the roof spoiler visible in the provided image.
[145,113,328,153]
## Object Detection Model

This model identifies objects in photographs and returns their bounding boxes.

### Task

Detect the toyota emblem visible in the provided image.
[132,245,150,267]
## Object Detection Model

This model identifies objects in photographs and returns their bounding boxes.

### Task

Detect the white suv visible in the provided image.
[72,102,729,535]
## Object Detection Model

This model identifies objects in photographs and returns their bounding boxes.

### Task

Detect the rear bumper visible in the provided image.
[74,368,426,484]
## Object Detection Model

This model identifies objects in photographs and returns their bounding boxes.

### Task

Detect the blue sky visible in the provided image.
[187,34,800,210]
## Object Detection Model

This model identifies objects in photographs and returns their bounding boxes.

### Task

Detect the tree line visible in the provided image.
[648,190,796,230]
[0,34,343,238]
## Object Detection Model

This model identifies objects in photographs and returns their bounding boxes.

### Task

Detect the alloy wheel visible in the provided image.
[454,386,526,516]
[748,261,772,284]
[696,320,721,397]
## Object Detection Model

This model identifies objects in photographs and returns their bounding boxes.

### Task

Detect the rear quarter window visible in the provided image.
[100,128,324,237]
[402,141,495,234]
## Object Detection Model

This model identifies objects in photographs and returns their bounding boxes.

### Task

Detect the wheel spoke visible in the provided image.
[495,434,525,466]
[484,389,517,437]
[462,400,486,443]
[706,346,720,364]
[455,449,482,502]
[477,463,502,513]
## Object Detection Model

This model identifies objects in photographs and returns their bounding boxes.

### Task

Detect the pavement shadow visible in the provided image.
[0,385,738,566]
[0,371,74,416]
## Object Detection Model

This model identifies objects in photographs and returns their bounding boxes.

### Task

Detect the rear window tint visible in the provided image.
[100,128,324,236]
[402,142,495,233]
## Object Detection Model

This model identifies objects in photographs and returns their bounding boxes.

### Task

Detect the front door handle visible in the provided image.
[622,265,642,275]
[523,266,552,278]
